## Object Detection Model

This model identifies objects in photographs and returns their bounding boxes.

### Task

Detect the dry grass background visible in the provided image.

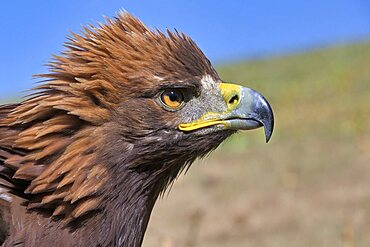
[143,42,370,247]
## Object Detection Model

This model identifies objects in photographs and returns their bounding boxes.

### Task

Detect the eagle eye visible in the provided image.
[159,89,185,111]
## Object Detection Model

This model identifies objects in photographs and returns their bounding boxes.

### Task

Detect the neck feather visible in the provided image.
[77,161,184,247]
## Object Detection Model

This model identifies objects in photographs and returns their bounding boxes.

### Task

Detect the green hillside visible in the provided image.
[219,41,370,147]
[145,42,370,247]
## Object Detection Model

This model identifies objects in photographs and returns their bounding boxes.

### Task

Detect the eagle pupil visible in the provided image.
[169,91,178,102]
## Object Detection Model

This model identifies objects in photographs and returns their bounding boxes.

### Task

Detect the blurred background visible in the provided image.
[1,1,370,246]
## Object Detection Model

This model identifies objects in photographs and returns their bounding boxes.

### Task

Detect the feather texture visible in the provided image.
[0,12,225,247]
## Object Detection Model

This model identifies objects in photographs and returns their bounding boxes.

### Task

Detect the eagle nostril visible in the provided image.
[228,94,239,105]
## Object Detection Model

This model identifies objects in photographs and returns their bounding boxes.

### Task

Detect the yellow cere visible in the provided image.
[178,83,242,131]
[218,83,242,111]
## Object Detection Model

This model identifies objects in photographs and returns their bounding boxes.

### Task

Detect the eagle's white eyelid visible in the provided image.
[201,74,216,90]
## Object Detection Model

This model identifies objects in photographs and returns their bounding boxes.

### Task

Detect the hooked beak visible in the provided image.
[178,83,274,142]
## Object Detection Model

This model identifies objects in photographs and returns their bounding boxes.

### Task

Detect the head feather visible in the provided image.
[0,12,220,223]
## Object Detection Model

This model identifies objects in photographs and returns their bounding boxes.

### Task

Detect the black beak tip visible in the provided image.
[262,105,274,143]
[265,126,273,143]
[250,90,274,144]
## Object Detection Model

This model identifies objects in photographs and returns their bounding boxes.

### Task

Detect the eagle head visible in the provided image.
[0,11,274,247]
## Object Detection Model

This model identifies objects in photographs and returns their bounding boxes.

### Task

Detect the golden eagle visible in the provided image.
[0,12,273,247]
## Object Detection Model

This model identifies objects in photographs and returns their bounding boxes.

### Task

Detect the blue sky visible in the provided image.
[0,0,370,98]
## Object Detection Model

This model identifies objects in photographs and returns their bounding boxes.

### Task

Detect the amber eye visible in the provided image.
[160,89,185,110]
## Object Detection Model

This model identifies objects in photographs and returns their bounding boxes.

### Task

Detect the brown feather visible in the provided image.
[71,197,102,219]
[0,11,222,247]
